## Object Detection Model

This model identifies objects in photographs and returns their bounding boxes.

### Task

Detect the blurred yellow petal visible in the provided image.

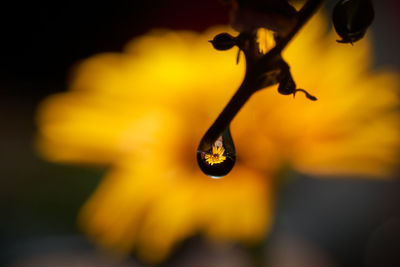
[36,93,186,164]
[79,158,270,262]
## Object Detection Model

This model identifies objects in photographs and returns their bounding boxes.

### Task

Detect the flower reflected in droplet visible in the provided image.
[205,145,227,166]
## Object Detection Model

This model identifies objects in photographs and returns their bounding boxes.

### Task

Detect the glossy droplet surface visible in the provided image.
[197,127,236,178]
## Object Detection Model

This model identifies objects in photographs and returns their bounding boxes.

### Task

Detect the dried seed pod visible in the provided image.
[278,72,296,95]
[209,33,237,51]
[278,71,317,101]
[332,0,374,44]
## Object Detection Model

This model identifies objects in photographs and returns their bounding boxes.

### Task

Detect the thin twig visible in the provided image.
[199,0,323,149]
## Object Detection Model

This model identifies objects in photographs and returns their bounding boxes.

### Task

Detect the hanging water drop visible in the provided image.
[197,127,236,178]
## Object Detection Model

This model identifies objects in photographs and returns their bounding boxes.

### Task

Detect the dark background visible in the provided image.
[1,1,400,266]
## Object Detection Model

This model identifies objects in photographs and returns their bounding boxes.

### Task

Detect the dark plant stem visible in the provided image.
[199,73,255,150]
[200,0,323,147]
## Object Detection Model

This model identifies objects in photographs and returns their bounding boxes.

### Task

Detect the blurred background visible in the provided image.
[1,0,400,266]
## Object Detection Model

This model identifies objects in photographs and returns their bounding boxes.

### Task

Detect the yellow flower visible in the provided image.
[36,13,400,263]
[204,144,227,166]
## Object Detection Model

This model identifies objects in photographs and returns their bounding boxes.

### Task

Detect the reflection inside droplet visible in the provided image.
[197,127,236,178]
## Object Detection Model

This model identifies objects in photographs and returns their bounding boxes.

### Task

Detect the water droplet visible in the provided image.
[197,127,236,178]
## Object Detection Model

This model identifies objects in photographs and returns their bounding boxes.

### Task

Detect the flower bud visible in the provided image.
[209,33,237,51]
[332,0,374,44]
